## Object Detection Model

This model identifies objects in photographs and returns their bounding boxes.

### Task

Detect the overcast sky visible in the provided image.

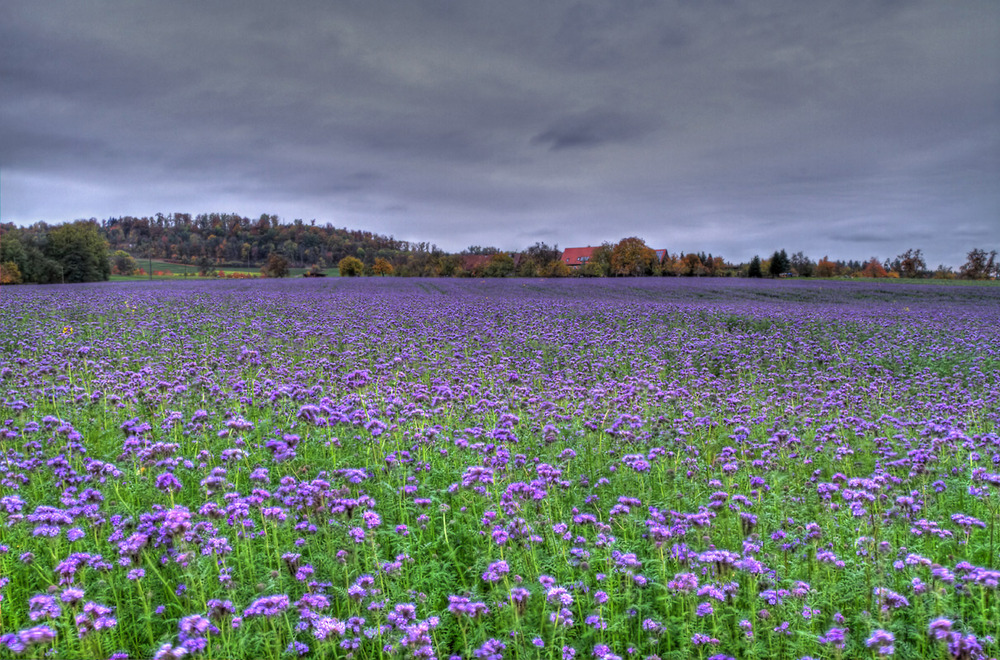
[2,1,998,265]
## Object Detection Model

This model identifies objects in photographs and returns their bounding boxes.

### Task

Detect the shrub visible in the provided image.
[338,256,364,277]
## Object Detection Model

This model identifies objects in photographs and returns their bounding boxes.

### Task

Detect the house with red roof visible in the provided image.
[560,246,596,269]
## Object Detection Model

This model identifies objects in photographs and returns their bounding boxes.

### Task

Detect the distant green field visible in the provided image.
[111,259,339,280]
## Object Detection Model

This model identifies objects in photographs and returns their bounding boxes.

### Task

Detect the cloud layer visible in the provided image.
[2,0,998,265]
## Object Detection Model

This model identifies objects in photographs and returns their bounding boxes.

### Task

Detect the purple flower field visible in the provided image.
[1,277,998,660]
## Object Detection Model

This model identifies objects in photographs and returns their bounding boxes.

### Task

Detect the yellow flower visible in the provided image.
[62,326,74,335]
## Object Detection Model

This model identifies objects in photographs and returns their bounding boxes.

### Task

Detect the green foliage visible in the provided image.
[2,221,111,284]
[588,243,614,276]
[748,255,763,278]
[543,259,571,277]
[789,251,814,277]
[111,250,138,275]
[338,255,364,276]
[45,221,112,282]
[484,252,515,277]
[577,260,605,277]
[768,248,790,277]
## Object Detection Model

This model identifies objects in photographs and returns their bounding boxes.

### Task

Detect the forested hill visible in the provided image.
[100,213,423,267]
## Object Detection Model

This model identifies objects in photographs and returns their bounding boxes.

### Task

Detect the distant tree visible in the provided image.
[485,252,515,277]
[543,259,571,277]
[524,242,561,263]
[577,261,604,277]
[679,253,706,276]
[518,242,561,276]
[747,255,763,278]
[111,250,138,275]
[933,264,956,280]
[0,231,28,281]
[860,257,888,278]
[611,237,657,276]
[589,243,614,276]
[814,256,838,278]
[660,253,682,276]
[197,255,214,276]
[895,249,926,278]
[45,221,111,283]
[789,251,814,277]
[462,245,500,255]
[959,248,997,280]
[439,255,461,277]
[768,249,790,277]
[261,254,290,278]
[338,256,364,277]
[701,253,722,276]
[1,261,22,285]
[373,257,394,277]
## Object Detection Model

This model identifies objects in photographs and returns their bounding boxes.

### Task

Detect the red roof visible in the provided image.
[561,246,596,266]
[459,254,493,271]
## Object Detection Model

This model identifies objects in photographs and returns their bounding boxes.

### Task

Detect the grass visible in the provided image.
[111,259,339,281]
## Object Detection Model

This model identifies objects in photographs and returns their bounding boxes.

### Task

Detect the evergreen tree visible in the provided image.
[748,255,763,278]
[768,249,789,277]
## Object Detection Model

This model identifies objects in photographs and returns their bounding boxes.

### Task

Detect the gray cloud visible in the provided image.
[531,109,656,150]
[1,0,998,266]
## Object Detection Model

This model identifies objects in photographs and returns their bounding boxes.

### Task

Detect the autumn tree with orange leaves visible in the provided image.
[611,237,657,276]
[860,258,888,278]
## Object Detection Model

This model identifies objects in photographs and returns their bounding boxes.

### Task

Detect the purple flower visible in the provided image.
[873,587,909,612]
[155,472,183,494]
[314,616,347,640]
[928,618,953,641]
[866,629,895,656]
[819,627,848,649]
[15,625,57,648]
[287,641,310,656]
[60,587,84,605]
[482,560,510,582]
[473,638,506,660]
[243,594,290,619]
[75,601,116,638]
[153,643,188,660]
[448,595,490,619]
[28,594,62,621]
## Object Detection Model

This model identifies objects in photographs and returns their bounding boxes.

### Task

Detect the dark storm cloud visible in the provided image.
[531,109,655,151]
[2,0,998,266]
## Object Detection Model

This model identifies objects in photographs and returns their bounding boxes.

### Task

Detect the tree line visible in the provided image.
[1,215,997,284]
[0,221,111,284]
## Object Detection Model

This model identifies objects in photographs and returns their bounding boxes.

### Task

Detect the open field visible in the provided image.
[111,260,339,281]
[1,278,998,659]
